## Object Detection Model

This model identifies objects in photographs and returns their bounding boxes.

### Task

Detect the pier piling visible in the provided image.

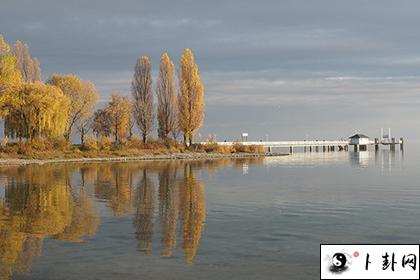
[391,138,396,151]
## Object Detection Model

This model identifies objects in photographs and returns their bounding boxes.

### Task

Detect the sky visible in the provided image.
[1,0,419,141]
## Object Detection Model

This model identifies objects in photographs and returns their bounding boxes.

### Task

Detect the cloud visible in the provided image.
[204,76,420,108]
[2,0,420,139]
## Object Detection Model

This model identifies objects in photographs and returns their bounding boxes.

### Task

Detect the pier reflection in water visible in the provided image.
[0,158,264,280]
[263,148,404,170]
[350,149,404,170]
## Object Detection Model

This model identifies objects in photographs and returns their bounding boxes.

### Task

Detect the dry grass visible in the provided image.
[232,143,265,153]
[0,137,266,160]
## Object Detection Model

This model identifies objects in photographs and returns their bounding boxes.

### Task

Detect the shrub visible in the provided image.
[189,143,205,153]
[217,145,233,153]
[0,137,8,146]
[98,136,113,150]
[20,137,70,151]
[16,141,33,155]
[232,143,265,153]
[203,143,232,153]
[143,139,166,150]
[203,143,219,153]
[162,138,184,149]
[124,137,185,151]
[28,137,51,151]
[124,136,144,149]
[248,145,265,153]
[50,137,70,150]
[82,136,99,151]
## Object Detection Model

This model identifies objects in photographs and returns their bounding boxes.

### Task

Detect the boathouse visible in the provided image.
[349,134,370,145]
[349,134,370,151]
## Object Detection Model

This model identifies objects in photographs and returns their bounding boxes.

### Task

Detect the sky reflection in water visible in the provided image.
[0,148,414,280]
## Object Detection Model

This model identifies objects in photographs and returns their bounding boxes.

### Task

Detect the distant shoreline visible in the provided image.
[0,152,288,166]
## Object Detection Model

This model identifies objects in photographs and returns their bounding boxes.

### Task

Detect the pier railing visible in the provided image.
[205,140,351,147]
[198,137,404,152]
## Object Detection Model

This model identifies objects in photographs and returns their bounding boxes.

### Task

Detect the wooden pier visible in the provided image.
[213,140,350,153]
[201,134,404,153]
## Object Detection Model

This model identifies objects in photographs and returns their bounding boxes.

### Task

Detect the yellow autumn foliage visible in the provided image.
[47,74,98,141]
[4,82,70,140]
[0,164,102,280]
[178,48,205,146]
[0,35,23,117]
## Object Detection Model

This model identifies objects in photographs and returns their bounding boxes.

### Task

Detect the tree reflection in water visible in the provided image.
[0,158,261,279]
[158,163,179,257]
[0,165,99,280]
[133,169,155,255]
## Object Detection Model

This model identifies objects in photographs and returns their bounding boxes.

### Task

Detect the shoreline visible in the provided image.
[0,152,288,166]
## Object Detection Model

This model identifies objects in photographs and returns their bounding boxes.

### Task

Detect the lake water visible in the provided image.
[0,146,418,280]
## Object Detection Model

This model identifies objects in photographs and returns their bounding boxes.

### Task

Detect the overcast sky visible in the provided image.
[1,0,420,141]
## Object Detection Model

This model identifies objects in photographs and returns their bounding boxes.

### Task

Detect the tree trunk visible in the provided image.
[80,127,85,145]
[65,127,71,142]
[188,136,192,147]
[142,133,147,143]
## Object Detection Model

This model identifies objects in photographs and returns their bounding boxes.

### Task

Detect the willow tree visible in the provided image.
[4,82,70,140]
[0,34,23,117]
[105,94,132,143]
[14,40,41,83]
[47,74,98,142]
[156,53,178,140]
[131,56,153,143]
[178,48,204,146]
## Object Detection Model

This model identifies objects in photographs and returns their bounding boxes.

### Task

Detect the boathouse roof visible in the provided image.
[349,134,369,139]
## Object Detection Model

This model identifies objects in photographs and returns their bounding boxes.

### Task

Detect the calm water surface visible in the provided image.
[0,146,418,279]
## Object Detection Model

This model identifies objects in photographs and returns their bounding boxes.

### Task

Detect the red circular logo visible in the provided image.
[353,251,359,257]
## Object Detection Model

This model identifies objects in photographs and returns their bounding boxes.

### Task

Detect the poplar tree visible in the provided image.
[0,34,23,116]
[14,40,41,83]
[132,56,154,143]
[178,48,204,146]
[156,53,178,140]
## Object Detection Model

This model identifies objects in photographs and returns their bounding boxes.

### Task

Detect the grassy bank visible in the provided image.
[0,136,274,161]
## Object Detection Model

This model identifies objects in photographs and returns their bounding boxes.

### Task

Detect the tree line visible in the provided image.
[0,34,205,146]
